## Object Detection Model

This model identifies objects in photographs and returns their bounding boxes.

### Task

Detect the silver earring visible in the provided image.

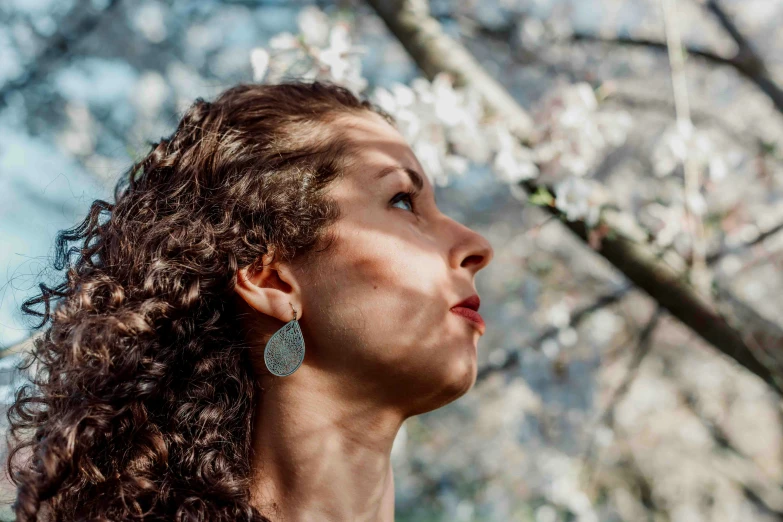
[264,302,305,377]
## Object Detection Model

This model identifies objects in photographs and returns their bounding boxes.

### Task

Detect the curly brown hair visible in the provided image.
[5,80,394,521]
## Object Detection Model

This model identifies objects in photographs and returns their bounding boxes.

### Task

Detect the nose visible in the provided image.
[447,218,494,275]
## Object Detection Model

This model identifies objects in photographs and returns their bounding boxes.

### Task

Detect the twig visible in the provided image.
[476,285,633,382]
[661,0,709,292]
[674,379,783,515]
[698,0,783,116]
[581,306,663,489]
[528,178,783,394]
[362,0,534,141]
[571,32,737,69]
[706,219,783,264]
[468,9,783,118]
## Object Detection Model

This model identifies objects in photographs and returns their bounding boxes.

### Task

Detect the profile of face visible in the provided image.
[236,111,494,418]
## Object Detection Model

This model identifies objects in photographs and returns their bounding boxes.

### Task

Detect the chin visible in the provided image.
[419,357,478,414]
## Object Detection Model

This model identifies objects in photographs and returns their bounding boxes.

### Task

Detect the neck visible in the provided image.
[249,364,402,522]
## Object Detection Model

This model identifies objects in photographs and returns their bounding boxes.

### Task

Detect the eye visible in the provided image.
[390,190,416,213]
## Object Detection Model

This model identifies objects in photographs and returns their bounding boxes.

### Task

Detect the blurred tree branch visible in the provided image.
[571,32,737,68]
[476,212,783,383]
[706,219,783,264]
[466,4,783,117]
[582,306,662,488]
[674,377,783,515]
[362,0,534,140]
[602,91,782,159]
[698,0,783,115]
[468,18,783,157]
[367,0,783,396]
[573,23,783,117]
[477,285,633,381]
[597,307,662,429]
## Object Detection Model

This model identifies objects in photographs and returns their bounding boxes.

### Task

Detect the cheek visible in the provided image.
[343,233,439,299]
[301,233,477,402]
[311,232,449,344]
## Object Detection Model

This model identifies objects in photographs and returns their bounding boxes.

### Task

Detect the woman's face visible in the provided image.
[240,111,494,417]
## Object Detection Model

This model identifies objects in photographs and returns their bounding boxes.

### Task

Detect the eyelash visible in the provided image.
[390,189,418,214]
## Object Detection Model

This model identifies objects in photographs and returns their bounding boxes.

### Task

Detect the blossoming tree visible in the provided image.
[2,0,783,520]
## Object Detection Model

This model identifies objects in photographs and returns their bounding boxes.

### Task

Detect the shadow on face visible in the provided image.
[241,111,494,418]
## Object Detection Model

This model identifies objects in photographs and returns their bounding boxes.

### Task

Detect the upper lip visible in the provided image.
[452,294,480,312]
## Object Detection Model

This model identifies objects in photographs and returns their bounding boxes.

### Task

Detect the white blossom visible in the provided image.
[296,5,330,47]
[269,32,299,51]
[250,48,269,82]
[488,122,539,183]
[369,73,492,182]
[313,24,367,94]
[708,156,728,181]
[249,13,633,191]
[547,302,571,328]
[255,8,368,95]
[533,82,632,177]
[448,118,492,164]
[652,121,724,179]
[685,191,707,216]
[541,338,560,359]
[641,202,685,247]
[554,176,602,226]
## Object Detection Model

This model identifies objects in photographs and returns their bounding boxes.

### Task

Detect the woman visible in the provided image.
[6,80,494,521]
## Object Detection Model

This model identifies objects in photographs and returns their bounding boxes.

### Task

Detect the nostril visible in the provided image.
[461,254,484,268]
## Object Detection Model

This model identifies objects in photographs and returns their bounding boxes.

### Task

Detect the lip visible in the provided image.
[450,307,486,335]
[453,294,480,312]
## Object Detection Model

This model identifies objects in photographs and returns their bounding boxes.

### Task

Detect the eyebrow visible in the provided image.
[374,165,437,204]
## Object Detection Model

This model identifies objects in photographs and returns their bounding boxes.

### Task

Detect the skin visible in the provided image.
[234,111,494,522]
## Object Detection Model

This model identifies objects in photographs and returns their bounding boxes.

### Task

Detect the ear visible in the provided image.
[235,248,302,323]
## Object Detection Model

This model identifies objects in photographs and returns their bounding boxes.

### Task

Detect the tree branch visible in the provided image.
[699,0,783,116]
[366,0,783,395]
[477,284,633,382]
[673,380,783,515]
[477,213,783,382]
[572,31,738,69]
[470,19,783,155]
[582,307,662,488]
[535,193,783,394]
[706,219,783,265]
[362,0,534,141]
[467,9,783,118]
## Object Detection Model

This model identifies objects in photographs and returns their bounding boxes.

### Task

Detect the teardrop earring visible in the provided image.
[264,302,305,377]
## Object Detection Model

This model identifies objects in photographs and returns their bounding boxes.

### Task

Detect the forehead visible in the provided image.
[336,112,427,185]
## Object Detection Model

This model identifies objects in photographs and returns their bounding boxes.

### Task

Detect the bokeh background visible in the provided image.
[2,0,783,521]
